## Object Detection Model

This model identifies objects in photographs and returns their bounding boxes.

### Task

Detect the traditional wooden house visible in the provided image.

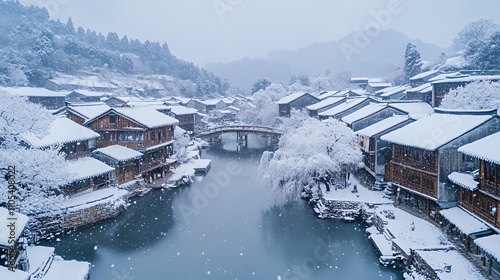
[431,74,500,107]
[318,97,372,120]
[376,86,409,100]
[409,70,440,88]
[365,82,392,94]
[92,145,143,185]
[317,91,340,100]
[2,87,66,110]
[86,107,179,183]
[66,90,106,103]
[64,104,111,125]
[350,77,369,89]
[277,92,320,118]
[103,96,129,107]
[381,109,500,214]
[166,105,198,132]
[22,117,99,161]
[342,103,405,131]
[457,132,500,231]
[306,97,345,117]
[64,157,115,195]
[0,207,30,274]
[357,116,414,180]
[405,83,433,105]
[474,234,500,277]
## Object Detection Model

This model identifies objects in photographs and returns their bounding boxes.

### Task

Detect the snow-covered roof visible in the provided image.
[410,70,440,81]
[368,78,386,83]
[115,107,179,128]
[277,92,315,105]
[167,105,198,115]
[318,98,367,118]
[203,99,223,106]
[448,172,479,191]
[440,207,489,235]
[458,132,500,165]
[144,140,174,152]
[357,116,410,138]
[67,157,114,181]
[0,265,30,280]
[381,112,494,150]
[93,145,143,162]
[42,259,90,280]
[318,91,340,99]
[69,90,107,97]
[113,96,146,103]
[227,106,240,112]
[341,103,387,125]
[68,104,111,121]
[431,74,500,85]
[350,77,369,82]
[474,234,500,261]
[428,72,461,82]
[0,208,29,247]
[1,87,66,97]
[22,117,99,148]
[368,82,392,88]
[306,97,344,111]
[379,86,409,97]
[389,102,433,115]
[414,249,484,280]
[406,83,432,93]
[27,246,55,275]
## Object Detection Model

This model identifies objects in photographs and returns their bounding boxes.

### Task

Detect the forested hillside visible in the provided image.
[0,0,230,97]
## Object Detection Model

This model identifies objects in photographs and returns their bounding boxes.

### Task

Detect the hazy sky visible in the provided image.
[19,0,500,66]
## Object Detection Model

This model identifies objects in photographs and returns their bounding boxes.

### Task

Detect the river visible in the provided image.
[42,134,403,280]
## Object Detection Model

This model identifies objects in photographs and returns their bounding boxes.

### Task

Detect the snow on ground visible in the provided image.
[0,265,30,280]
[27,246,55,276]
[0,208,29,246]
[167,162,197,185]
[376,205,449,255]
[41,259,90,280]
[440,207,489,235]
[474,234,500,262]
[320,175,392,204]
[414,249,485,280]
[62,187,129,212]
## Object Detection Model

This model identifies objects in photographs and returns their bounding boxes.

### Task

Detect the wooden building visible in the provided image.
[66,90,106,103]
[381,109,500,213]
[0,208,30,273]
[277,92,320,118]
[92,145,143,185]
[375,86,409,100]
[318,97,372,120]
[21,117,99,161]
[2,87,66,110]
[103,96,130,107]
[166,106,198,132]
[64,104,111,125]
[431,74,500,107]
[86,107,179,183]
[365,82,392,94]
[45,75,118,92]
[405,83,433,105]
[306,97,345,117]
[458,132,500,231]
[409,70,440,88]
[357,116,414,180]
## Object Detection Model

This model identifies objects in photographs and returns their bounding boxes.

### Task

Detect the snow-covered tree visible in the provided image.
[259,118,362,204]
[404,43,422,82]
[311,75,331,92]
[440,81,500,110]
[173,126,191,163]
[453,19,499,52]
[0,94,69,217]
[289,74,311,87]
[251,78,271,94]
[238,83,287,126]
[473,32,500,70]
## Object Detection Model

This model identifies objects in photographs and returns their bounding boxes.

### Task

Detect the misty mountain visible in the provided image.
[0,1,229,97]
[207,29,450,90]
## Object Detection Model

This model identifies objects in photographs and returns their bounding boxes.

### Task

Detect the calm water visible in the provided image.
[42,135,403,280]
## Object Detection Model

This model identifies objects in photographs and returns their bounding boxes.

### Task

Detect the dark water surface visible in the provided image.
[42,134,403,280]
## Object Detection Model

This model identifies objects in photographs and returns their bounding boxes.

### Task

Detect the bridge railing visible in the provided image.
[197,125,283,136]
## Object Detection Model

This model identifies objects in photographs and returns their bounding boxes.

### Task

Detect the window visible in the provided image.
[109,113,116,128]
[485,162,495,183]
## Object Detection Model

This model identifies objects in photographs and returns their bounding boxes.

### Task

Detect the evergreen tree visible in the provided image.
[474,32,500,70]
[252,78,271,93]
[65,17,75,34]
[404,43,422,82]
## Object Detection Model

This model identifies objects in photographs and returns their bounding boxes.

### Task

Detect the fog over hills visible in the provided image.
[207,29,450,90]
